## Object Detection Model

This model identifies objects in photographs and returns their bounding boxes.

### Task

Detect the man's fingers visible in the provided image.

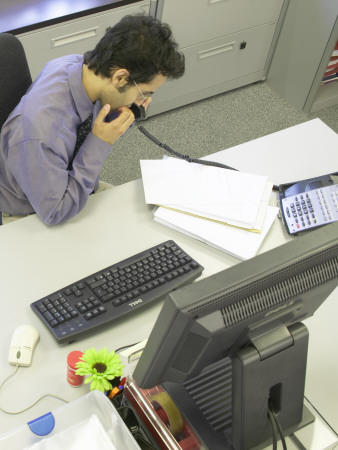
[92,105,135,145]
[117,107,136,126]
[96,104,111,124]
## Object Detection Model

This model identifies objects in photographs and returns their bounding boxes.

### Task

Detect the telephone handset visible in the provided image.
[129,103,147,122]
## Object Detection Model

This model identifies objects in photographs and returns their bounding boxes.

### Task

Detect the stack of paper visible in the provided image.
[140,158,278,260]
[154,206,278,260]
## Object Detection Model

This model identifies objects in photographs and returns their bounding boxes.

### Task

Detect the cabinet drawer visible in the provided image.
[161,0,284,48]
[19,2,150,80]
[152,22,277,103]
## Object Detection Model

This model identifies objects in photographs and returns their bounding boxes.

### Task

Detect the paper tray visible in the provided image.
[0,390,140,450]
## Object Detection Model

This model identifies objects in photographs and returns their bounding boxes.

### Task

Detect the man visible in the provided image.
[0,14,184,225]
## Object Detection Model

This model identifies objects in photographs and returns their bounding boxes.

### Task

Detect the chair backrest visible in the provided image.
[0,33,32,130]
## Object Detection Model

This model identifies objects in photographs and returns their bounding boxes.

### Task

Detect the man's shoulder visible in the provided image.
[43,54,83,73]
[30,54,84,103]
[5,55,84,141]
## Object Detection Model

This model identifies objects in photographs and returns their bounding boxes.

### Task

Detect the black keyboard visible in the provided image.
[30,240,203,343]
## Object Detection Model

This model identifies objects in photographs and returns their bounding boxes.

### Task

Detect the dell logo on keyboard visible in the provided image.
[129,299,143,307]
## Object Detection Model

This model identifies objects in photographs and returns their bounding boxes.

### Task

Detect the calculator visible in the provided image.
[279,173,338,235]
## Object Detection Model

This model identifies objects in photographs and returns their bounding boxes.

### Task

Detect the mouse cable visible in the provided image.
[0,363,69,415]
[137,123,280,191]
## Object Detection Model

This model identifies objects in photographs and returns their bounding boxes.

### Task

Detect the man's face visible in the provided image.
[102,73,167,111]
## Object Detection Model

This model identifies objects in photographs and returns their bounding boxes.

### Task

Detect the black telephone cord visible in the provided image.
[137,123,279,191]
[137,124,239,172]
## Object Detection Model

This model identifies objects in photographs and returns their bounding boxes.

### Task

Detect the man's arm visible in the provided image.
[7,132,112,225]
[5,105,135,225]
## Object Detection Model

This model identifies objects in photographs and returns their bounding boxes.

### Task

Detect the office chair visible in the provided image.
[0,33,32,129]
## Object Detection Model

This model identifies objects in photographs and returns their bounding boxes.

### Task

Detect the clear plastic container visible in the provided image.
[0,390,140,450]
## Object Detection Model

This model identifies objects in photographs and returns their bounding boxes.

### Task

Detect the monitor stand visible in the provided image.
[231,322,314,450]
[161,322,314,450]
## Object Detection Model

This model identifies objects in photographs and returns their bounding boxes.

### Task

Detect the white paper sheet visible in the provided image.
[140,158,269,229]
[154,206,279,260]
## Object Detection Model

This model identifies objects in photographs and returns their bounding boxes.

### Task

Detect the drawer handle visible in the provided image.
[198,42,236,59]
[208,0,227,4]
[51,27,99,48]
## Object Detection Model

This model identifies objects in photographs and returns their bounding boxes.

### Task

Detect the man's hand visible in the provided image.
[92,105,135,145]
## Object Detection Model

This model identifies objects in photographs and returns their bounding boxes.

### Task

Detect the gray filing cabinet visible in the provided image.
[18,1,151,80]
[148,0,287,116]
[267,0,338,113]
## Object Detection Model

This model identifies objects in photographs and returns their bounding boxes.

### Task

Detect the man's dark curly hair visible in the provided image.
[84,14,185,85]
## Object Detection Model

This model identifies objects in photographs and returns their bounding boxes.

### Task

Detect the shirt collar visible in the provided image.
[68,58,95,122]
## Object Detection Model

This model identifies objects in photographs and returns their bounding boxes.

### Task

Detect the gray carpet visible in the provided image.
[100,81,338,186]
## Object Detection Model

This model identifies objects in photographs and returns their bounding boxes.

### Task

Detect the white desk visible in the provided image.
[206,118,338,186]
[0,119,337,449]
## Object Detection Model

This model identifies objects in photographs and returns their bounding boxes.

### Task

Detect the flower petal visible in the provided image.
[75,347,124,392]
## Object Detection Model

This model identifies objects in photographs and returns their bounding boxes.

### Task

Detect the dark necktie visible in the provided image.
[68,114,93,170]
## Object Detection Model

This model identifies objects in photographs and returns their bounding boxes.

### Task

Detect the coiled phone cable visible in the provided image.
[136,122,279,191]
[137,123,238,171]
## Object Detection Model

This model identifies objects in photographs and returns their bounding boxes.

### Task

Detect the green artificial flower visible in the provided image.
[75,347,124,393]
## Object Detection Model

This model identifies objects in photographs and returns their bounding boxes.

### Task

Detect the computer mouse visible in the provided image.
[8,324,40,366]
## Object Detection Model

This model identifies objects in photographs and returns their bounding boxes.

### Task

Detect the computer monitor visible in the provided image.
[133,222,338,449]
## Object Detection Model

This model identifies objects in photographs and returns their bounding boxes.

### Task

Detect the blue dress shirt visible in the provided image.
[0,55,112,225]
